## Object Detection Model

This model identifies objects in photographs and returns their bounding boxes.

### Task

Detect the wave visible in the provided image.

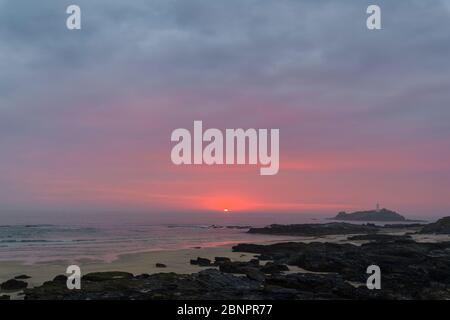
[0,239,62,243]
[165,224,212,229]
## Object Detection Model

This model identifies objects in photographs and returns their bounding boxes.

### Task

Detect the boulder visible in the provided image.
[219,261,250,274]
[420,217,450,234]
[213,257,231,265]
[82,271,133,282]
[190,257,212,266]
[261,262,289,274]
[245,269,266,282]
[53,275,68,283]
[0,279,28,291]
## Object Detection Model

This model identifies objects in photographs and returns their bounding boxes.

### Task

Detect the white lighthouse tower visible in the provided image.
[376,202,380,213]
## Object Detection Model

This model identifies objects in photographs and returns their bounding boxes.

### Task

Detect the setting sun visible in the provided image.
[223,208,229,212]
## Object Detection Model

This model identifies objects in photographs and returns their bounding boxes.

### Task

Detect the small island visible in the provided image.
[331,206,406,222]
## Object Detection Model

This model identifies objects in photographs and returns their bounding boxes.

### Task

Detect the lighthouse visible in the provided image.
[376,203,380,213]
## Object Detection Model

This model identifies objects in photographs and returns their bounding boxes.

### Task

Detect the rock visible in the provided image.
[53,275,68,282]
[249,259,260,266]
[0,295,10,300]
[194,269,261,293]
[225,226,252,229]
[347,234,412,242]
[190,257,212,266]
[332,208,406,221]
[14,274,31,280]
[233,239,450,299]
[420,217,450,234]
[383,223,425,229]
[261,262,289,274]
[266,273,362,299]
[217,258,281,279]
[247,222,379,236]
[82,271,134,282]
[219,261,254,274]
[0,279,28,290]
[258,254,273,260]
[213,257,231,265]
[135,273,150,279]
[24,268,263,300]
[245,269,266,282]
[155,263,167,268]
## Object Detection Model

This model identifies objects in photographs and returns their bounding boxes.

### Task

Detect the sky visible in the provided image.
[0,0,450,224]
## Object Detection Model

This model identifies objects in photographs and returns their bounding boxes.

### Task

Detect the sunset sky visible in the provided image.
[1,0,450,223]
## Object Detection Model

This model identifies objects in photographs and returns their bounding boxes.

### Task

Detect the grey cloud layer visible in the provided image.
[1,0,449,106]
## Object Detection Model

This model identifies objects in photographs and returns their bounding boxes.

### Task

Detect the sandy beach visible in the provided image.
[0,244,247,290]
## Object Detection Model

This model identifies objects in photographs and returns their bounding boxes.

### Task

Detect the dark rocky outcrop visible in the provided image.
[52,275,68,283]
[261,262,289,274]
[0,279,28,291]
[347,234,412,241]
[20,268,375,300]
[245,269,266,282]
[219,261,256,274]
[213,257,231,265]
[0,295,11,300]
[190,257,212,266]
[332,209,406,221]
[420,217,450,234]
[226,226,252,229]
[155,263,167,268]
[233,239,450,299]
[248,222,379,236]
[14,274,31,280]
[383,223,425,229]
[82,271,133,282]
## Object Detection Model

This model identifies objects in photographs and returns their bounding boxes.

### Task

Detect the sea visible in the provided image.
[0,223,302,264]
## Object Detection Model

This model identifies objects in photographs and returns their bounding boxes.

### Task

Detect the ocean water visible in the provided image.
[0,224,302,264]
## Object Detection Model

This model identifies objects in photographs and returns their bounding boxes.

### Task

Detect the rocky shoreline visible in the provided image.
[246,221,426,236]
[2,218,450,300]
